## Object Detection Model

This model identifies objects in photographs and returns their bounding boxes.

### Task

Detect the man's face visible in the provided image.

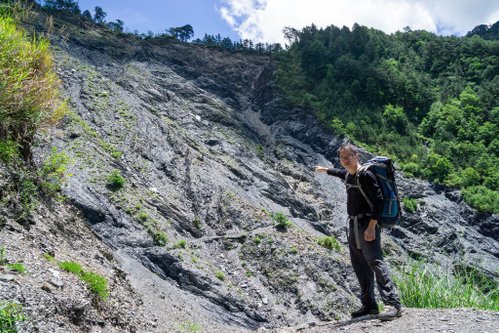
[339,149,358,169]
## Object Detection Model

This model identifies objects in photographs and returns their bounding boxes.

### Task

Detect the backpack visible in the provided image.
[355,156,401,228]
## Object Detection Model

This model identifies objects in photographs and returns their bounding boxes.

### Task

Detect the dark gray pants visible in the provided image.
[348,219,401,308]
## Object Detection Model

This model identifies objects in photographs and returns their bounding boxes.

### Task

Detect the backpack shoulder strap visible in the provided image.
[356,165,374,210]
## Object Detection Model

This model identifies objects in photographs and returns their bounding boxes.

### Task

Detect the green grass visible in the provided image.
[7,263,26,275]
[317,236,341,252]
[0,302,25,333]
[0,10,67,161]
[0,139,19,163]
[175,239,187,249]
[58,260,108,300]
[179,321,201,333]
[394,260,498,311]
[402,197,418,213]
[272,212,292,230]
[0,246,7,265]
[58,260,83,275]
[215,271,225,281]
[80,272,109,300]
[106,169,125,191]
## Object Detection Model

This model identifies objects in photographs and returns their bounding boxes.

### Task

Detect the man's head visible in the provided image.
[337,142,359,171]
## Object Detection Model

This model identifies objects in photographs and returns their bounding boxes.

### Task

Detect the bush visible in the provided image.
[317,236,341,252]
[0,302,25,332]
[38,148,70,197]
[215,271,225,281]
[175,239,187,249]
[106,169,125,191]
[152,230,168,246]
[19,177,38,214]
[0,139,18,163]
[0,12,67,162]
[462,186,499,213]
[272,212,292,230]
[402,197,418,213]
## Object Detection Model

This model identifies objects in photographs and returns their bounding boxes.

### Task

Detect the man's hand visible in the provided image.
[364,219,377,241]
[315,165,328,173]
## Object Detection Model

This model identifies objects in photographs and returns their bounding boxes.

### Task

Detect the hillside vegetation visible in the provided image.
[276,24,499,213]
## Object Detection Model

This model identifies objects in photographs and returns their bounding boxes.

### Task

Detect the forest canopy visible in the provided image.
[275,23,499,213]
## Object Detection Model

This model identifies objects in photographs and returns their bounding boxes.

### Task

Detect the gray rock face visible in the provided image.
[27,17,497,331]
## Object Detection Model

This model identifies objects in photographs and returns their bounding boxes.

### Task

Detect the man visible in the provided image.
[315,142,402,321]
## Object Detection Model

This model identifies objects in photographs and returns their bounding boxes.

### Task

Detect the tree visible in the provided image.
[107,19,124,33]
[383,104,409,134]
[93,6,106,24]
[43,0,80,14]
[81,9,92,21]
[167,24,194,42]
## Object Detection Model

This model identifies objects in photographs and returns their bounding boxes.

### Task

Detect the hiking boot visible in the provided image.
[378,305,402,321]
[351,305,379,318]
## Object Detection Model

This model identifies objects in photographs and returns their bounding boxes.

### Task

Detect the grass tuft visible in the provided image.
[394,260,498,311]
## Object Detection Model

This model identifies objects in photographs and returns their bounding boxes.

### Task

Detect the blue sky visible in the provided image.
[77,0,240,41]
[75,1,499,45]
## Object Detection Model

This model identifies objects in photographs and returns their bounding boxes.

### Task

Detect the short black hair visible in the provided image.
[337,142,359,157]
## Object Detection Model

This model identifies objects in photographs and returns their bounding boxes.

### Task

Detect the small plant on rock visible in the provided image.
[58,260,108,300]
[402,197,418,213]
[58,260,83,275]
[106,169,125,191]
[0,301,25,332]
[317,236,341,252]
[7,263,26,275]
[215,271,225,281]
[272,212,292,230]
[0,246,7,265]
[175,239,187,249]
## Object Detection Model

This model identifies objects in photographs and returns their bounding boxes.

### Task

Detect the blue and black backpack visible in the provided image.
[356,156,401,228]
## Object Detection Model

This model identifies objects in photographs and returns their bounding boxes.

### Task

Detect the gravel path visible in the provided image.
[259,308,499,333]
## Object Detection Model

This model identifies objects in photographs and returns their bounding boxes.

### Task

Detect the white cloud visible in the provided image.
[218,0,499,44]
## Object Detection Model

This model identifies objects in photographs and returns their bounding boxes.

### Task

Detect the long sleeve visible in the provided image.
[326,168,347,180]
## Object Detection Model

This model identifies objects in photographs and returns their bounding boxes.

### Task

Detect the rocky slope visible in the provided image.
[1,10,497,332]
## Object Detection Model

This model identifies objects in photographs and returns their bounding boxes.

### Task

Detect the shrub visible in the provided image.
[152,231,168,246]
[19,177,38,214]
[317,236,341,252]
[38,148,70,197]
[175,239,187,249]
[400,162,422,177]
[215,271,225,281]
[0,246,7,265]
[0,302,25,332]
[0,12,67,162]
[462,186,499,213]
[0,139,19,163]
[402,197,418,213]
[137,211,149,221]
[272,212,292,230]
[106,169,125,191]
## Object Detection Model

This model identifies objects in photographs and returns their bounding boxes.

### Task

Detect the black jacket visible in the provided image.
[327,168,383,221]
